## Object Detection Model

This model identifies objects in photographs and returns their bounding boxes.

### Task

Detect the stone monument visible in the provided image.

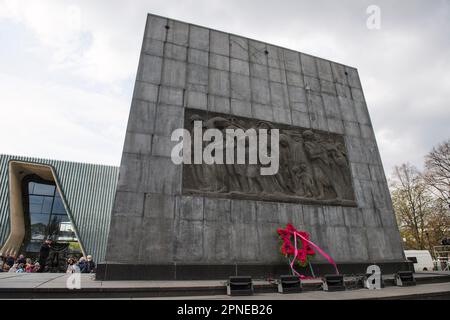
[97,13,410,280]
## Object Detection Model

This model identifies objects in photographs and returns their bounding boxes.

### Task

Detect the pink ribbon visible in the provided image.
[289,230,339,278]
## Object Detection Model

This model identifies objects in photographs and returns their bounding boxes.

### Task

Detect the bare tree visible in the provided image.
[424,139,450,208]
[425,203,450,248]
[390,139,450,252]
[390,163,433,249]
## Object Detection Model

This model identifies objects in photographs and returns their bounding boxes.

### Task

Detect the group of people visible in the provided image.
[0,239,96,274]
[0,254,41,273]
[65,256,96,274]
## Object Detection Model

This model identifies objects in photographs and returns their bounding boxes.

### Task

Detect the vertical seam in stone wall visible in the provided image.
[329,62,342,134]
[360,208,374,262]
[227,32,232,116]
[205,66,210,109]
[313,57,329,132]
[177,21,190,198]
[247,39,255,119]
[344,69,353,101]
[201,196,205,261]
[255,202,260,260]
[160,18,169,90]
[336,91,346,124]
[282,50,294,126]
[266,44,276,123]
[299,54,313,127]
[142,193,147,219]
[207,28,212,115]
[183,23,190,109]
[150,19,167,157]
[127,15,151,130]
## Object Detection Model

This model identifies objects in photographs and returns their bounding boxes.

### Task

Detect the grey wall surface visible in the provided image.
[105,13,405,268]
[0,154,119,263]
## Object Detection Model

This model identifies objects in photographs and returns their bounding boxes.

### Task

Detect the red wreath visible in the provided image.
[277,223,316,267]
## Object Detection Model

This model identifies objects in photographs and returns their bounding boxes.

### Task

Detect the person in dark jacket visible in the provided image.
[38,240,52,272]
[6,255,15,268]
[78,257,87,273]
[17,254,26,265]
[85,255,96,273]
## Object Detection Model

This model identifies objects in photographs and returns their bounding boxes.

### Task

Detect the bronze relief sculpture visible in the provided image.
[182,109,356,206]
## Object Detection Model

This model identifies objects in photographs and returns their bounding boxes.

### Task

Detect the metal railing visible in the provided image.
[433,245,450,271]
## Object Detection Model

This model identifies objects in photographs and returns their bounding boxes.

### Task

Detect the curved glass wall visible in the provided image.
[21,175,82,260]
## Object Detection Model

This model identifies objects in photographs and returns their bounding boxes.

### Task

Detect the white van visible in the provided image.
[404,250,434,272]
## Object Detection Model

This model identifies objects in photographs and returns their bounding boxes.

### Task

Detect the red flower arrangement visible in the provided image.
[277,223,315,268]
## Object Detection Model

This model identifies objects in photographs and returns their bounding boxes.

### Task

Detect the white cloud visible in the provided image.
[1,1,85,65]
[0,0,141,85]
[0,73,128,165]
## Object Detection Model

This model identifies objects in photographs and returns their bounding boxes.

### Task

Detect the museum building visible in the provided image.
[0,154,118,265]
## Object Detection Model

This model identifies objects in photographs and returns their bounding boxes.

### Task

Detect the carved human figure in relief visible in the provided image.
[302,130,338,199]
[223,119,263,194]
[223,120,245,192]
[324,138,351,199]
[292,163,315,198]
[204,116,232,193]
[275,133,296,194]
[255,121,282,194]
[290,134,309,166]
[188,115,210,191]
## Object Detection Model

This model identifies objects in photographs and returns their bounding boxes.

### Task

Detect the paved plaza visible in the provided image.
[0,272,449,299]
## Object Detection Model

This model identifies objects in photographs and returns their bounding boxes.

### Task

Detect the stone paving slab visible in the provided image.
[145,282,450,300]
[0,274,332,290]
[0,272,449,290]
[0,272,449,300]
[3,281,449,300]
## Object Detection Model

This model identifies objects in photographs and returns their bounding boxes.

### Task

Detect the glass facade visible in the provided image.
[21,177,81,258]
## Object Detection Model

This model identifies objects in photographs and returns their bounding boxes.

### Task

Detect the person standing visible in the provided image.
[17,255,26,265]
[78,257,87,273]
[38,239,52,273]
[25,258,33,273]
[66,258,80,273]
[9,263,18,273]
[85,255,96,273]
[32,262,41,273]
[6,255,15,268]
[15,263,25,273]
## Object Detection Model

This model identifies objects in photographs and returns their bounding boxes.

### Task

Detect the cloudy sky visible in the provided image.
[0,0,448,176]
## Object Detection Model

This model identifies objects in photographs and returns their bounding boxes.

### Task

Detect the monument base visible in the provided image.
[96,261,413,281]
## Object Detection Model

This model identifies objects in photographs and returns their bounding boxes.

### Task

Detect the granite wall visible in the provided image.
[101,13,407,279]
